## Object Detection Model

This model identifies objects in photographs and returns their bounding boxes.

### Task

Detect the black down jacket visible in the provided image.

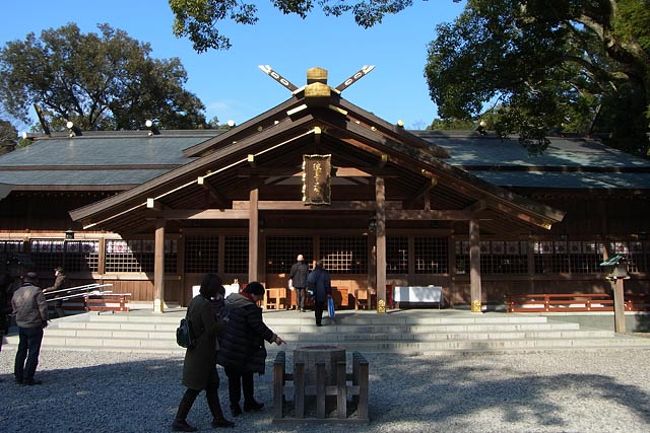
[217,293,276,374]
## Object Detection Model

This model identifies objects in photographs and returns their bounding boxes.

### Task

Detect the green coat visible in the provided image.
[182,294,223,390]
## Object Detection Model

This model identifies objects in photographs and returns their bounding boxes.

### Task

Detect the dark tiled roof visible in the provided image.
[0,132,214,189]
[0,169,171,186]
[414,131,650,189]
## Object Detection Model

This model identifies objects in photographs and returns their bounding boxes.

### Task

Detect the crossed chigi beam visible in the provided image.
[258,65,375,93]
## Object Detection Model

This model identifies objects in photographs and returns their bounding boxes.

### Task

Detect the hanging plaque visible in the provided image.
[302,154,331,205]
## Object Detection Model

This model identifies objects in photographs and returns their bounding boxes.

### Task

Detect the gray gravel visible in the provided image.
[1,348,649,433]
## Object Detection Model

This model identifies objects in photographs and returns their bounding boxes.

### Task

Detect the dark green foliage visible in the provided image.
[169,0,419,52]
[425,0,650,156]
[0,23,207,131]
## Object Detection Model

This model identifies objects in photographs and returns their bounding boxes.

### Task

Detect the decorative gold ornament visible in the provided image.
[377,299,386,314]
[471,299,482,313]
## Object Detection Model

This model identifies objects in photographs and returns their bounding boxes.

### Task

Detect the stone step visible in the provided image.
[80,312,551,326]
[4,334,649,355]
[52,320,578,334]
[18,326,607,342]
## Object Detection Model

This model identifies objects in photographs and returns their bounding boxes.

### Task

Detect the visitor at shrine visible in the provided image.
[288,254,309,312]
[306,260,332,327]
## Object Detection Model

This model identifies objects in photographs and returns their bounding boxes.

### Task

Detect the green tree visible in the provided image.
[425,0,650,156]
[0,23,207,131]
[0,119,17,154]
[169,0,421,52]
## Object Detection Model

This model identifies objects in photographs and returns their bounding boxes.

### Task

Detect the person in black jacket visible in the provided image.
[288,254,309,312]
[217,282,285,417]
[306,260,332,327]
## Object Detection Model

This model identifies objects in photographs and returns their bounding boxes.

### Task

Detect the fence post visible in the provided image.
[273,351,285,419]
[316,362,326,418]
[294,361,305,419]
[337,361,347,418]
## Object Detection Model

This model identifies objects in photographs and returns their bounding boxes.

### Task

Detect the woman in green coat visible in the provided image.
[172,273,234,432]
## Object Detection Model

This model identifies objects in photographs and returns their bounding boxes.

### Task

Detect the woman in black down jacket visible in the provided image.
[217,282,285,416]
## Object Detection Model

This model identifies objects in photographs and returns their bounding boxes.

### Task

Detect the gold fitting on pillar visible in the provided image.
[471,299,482,313]
[377,298,386,314]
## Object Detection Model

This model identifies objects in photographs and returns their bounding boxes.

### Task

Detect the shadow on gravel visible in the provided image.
[1,352,649,433]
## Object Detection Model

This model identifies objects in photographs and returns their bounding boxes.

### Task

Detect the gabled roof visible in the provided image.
[69,69,564,234]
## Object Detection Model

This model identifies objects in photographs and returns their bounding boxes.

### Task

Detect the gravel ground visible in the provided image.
[1,348,649,433]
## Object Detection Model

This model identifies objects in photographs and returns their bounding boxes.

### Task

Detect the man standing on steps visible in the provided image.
[11,272,48,385]
[306,260,332,327]
[288,254,309,312]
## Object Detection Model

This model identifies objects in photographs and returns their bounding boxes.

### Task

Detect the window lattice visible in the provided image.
[105,239,177,273]
[62,240,100,272]
[224,236,248,274]
[0,240,27,271]
[456,241,528,274]
[386,237,408,274]
[615,241,648,273]
[534,240,603,274]
[29,239,64,271]
[320,236,367,273]
[185,236,219,273]
[266,236,313,274]
[414,237,448,274]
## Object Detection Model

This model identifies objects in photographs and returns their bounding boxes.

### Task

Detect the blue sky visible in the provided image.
[0,0,465,131]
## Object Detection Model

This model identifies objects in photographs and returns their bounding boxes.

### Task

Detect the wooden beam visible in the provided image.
[247,154,256,168]
[464,200,487,214]
[146,198,164,211]
[469,219,481,313]
[375,177,386,314]
[385,209,471,220]
[153,219,165,314]
[248,188,259,282]
[232,200,403,211]
[158,209,249,219]
[197,176,227,208]
[405,177,438,209]
[378,153,388,169]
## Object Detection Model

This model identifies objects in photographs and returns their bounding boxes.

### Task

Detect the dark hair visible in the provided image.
[314,260,323,269]
[200,273,224,298]
[244,281,265,296]
[54,266,64,273]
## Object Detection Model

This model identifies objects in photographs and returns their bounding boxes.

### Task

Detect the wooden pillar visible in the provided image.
[375,177,386,314]
[469,219,482,313]
[613,278,626,333]
[97,237,106,275]
[248,188,259,283]
[153,219,166,313]
[177,234,186,306]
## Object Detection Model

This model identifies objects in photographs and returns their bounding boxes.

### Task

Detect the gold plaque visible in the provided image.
[471,299,482,313]
[302,154,331,205]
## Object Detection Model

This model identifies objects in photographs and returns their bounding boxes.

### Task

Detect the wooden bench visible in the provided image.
[505,293,614,312]
[84,293,131,313]
[265,288,289,310]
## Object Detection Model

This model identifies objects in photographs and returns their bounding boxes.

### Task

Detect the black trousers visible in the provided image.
[224,366,255,408]
[14,326,44,381]
[314,300,326,325]
[295,287,306,311]
[175,368,223,421]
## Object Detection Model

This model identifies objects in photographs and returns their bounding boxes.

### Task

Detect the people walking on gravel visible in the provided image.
[289,254,309,312]
[306,260,332,327]
[171,273,234,432]
[218,282,285,417]
[11,272,48,385]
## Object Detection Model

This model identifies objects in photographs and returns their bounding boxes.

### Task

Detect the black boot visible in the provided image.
[242,372,264,412]
[207,388,235,428]
[172,389,198,432]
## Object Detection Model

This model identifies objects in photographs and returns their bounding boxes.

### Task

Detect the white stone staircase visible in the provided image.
[3,309,650,355]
